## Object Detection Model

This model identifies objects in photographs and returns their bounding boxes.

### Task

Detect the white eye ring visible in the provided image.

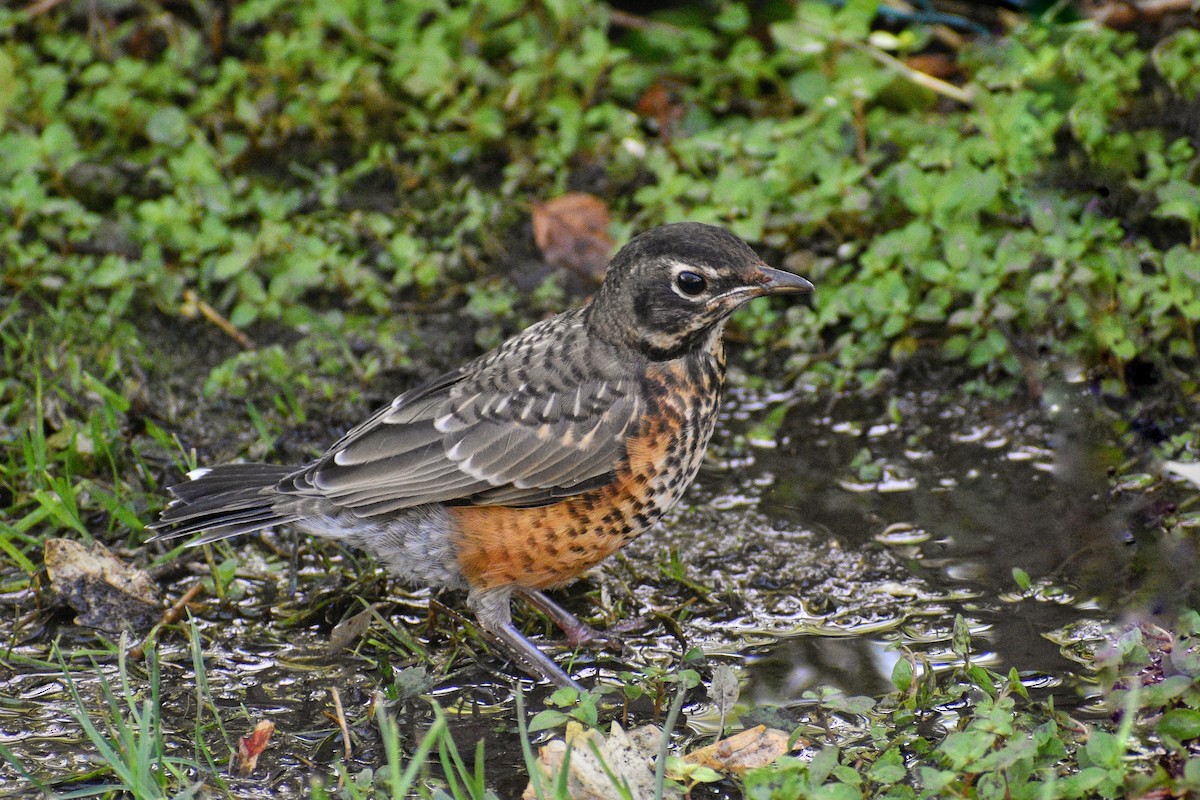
[667,261,718,301]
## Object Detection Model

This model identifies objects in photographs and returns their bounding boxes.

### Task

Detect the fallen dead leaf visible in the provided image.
[523,722,681,800]
[44,538,163,632]
[708,665,739,737]
[237,720,275,776]
[1129,789,1177,800]
[904,53,960,81]
[1082,0,1195,28]
[684,725,791,774]
[531,193,613,280]
[636,79,686,139]
[327,602,386,654]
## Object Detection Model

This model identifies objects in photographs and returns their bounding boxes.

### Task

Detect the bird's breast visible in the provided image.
[449,350,726,590]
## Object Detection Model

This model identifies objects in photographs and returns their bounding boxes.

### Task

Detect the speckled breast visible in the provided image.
[450,346,726,590]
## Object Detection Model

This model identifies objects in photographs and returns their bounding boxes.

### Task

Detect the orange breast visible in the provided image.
[449,354,722,591]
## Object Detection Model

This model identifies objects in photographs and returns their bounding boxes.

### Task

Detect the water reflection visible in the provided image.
[713,380,1132,709]
[745,637,899,702]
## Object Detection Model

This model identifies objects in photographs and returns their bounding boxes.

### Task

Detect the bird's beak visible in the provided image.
[753,265,815,296]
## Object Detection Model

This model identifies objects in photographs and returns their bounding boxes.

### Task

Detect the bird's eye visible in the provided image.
[675,271,707,296]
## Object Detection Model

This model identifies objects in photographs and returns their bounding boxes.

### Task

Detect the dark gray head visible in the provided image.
[587,222,813,360]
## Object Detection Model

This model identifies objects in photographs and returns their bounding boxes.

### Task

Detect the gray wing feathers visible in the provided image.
[329,421,444,466]
[284,317,641,516]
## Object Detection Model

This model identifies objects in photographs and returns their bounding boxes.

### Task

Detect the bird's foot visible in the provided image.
[559,620,627,652]
[517,589,629,653]
[489,622,584,691]
[470,587,584,690]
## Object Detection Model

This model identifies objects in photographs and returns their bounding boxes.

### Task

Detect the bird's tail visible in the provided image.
[149,463,302,546]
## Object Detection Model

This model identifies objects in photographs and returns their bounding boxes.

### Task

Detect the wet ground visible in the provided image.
[0,359,1180,797]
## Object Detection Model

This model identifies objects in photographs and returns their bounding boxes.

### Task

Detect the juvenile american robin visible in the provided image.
[151,222,813,688]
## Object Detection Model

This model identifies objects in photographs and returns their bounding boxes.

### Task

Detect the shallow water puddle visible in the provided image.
[630,381,1122,739]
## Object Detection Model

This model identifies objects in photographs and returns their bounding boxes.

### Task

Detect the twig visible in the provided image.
[160,581,205,627]
[23,0,66,16]
[608,9,684,34]
[331,687,352,770]
[1085,0,1198,27]
[183,288,255,349]
[785,15,975,105]
[858,41,975,104]
[130,581,205,660]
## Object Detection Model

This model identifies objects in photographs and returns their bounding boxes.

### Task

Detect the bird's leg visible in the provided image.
[468,588,583,691]
[516,588,625,652]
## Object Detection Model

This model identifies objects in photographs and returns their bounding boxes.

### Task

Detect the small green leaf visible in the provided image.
[917,766,956,794]
[951,614,972,661]
[867,749,906,784]
[1012,567,1031,591]
[809,747,839,785]
[966,665,998,698]
[814,783,863,800]
[570,693,598,727]
[1084,730,1123,769]
[527,709,569,733]
[548,686,579,706]
[1159,709,1200,742]
[832,763,863,785]
[1184,756,1200,786]
[213,250,252,280]
[939,730,994,769]
[891,657,913,693]
[146,105,189,147]
[834,0,881,38]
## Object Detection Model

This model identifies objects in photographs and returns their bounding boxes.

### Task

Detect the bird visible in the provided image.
[150,222,814,689]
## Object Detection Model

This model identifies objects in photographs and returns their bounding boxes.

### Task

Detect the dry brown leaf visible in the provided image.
[904,53,960,81]
[531,193,613,280]
[636,80,686,138]
[1082,0,1196,28]
[523,722,681,800]
[327,602,385,654]
[44,538,163,632]
[1129,789,1177,800]
[237,720,275,776]
[684,725,790,774]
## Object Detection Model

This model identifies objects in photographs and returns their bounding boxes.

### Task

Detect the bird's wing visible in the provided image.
[280,315,642,516]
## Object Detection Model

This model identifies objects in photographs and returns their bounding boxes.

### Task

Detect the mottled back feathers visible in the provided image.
[281,309,644,515]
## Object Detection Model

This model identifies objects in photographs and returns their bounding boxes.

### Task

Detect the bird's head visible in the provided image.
[587,222,814,360]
